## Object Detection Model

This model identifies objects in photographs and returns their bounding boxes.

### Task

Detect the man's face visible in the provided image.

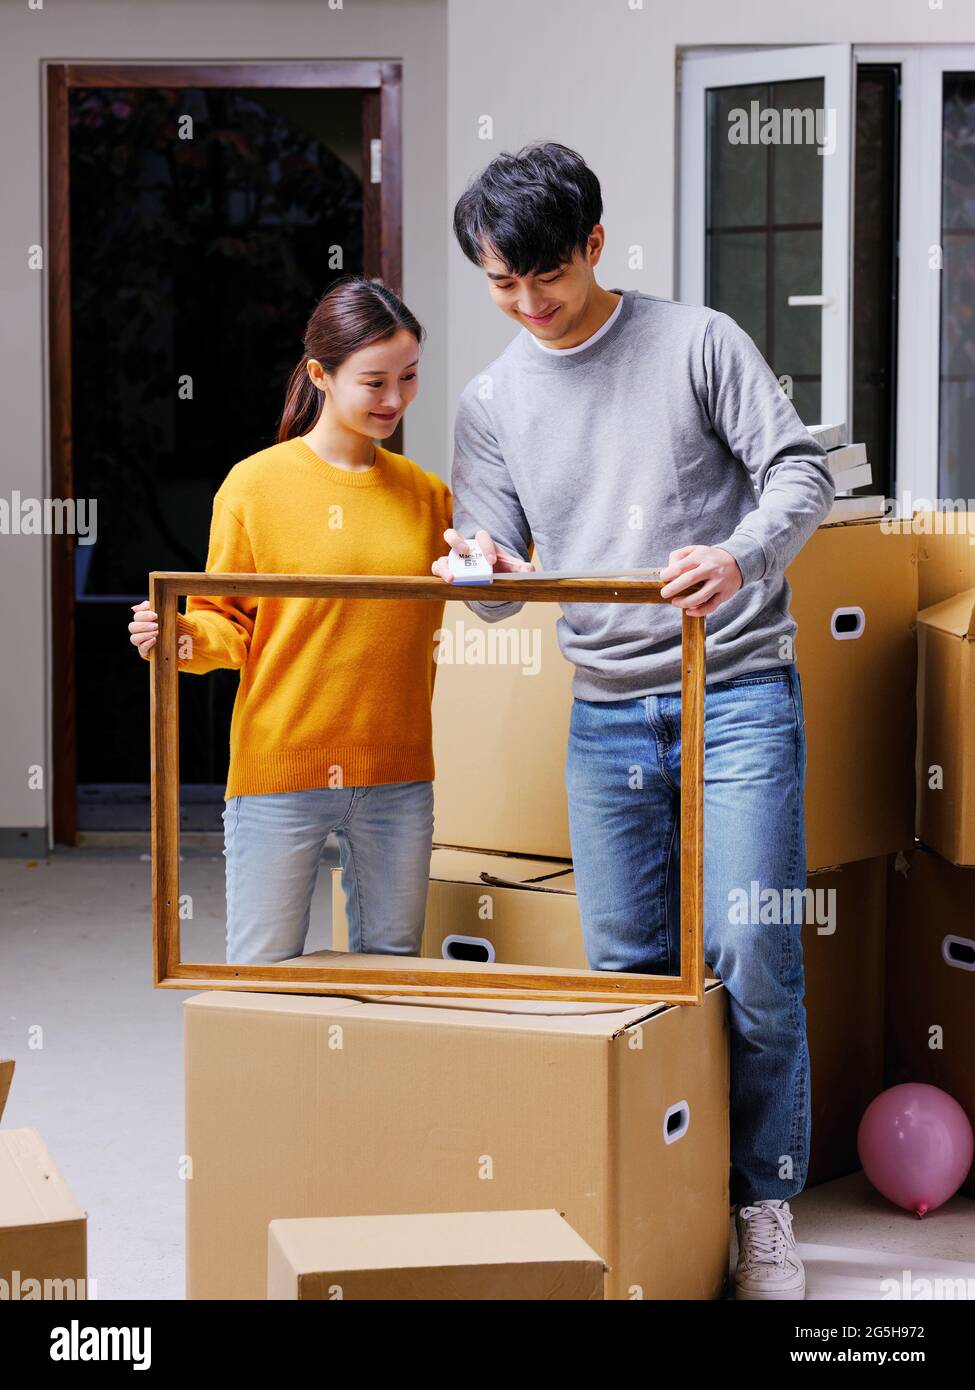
[478,232,603,343]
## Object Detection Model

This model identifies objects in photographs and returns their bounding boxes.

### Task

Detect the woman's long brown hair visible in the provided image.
[277,274,425,442]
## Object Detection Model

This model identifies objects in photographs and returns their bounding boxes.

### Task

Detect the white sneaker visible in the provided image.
[734,1199,806,1300]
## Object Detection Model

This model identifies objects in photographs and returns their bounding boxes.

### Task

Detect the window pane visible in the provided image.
[708,232,767,353]
[771,78,826,226]
[941,234,975,379]
[940,73,975,496]
[772,228,822,378]
[707,83,768,228]
[704,76,825,424]
[940,381,975,497]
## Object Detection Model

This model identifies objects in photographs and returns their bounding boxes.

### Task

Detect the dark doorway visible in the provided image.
[48,63,402,842]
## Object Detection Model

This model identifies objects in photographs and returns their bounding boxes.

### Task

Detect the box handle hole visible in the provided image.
[942,934,975,971]
[830,606,866,640]
[442,934,496,964]
[663,1100,690,1145]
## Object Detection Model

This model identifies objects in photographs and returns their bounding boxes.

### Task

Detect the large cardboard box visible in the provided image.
[916,587,975,866]
[362,845,887,1191]
[0,1059,88,1301]
[432,524,917,873]
[885,846,975,1197]
[802,859,887,1187]
[786,519,917,869]
[267,1209,605,1300]
[432,602,572,858]
[185,984,729,1300]
[0,1130,88,1300]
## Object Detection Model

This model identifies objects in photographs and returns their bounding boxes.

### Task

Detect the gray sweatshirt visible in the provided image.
[449,288,835,697]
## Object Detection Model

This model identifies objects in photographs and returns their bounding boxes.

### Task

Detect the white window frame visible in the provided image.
[681,42,975,510]
[868,45,975,509]
[678,45,855,430]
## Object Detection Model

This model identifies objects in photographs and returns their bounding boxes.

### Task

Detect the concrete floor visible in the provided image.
[2,845,973,1301]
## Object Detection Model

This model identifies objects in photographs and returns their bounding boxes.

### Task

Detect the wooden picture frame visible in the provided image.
[150,572,706,1005]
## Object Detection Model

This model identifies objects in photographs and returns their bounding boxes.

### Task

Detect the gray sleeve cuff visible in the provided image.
[463,598,526,622]
[716,533,768,587]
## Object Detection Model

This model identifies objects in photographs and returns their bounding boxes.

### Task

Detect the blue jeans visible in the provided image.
[221,780,434,966]
[565,664,810,1207]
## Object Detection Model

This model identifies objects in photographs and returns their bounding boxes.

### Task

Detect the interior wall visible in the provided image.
[0,0,446,845]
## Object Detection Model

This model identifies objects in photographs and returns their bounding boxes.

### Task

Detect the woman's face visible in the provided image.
[322,328,420,439]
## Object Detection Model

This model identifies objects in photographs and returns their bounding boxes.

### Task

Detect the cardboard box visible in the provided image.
[331,848,585,968]
[432,525,916,873]
[432,602,572,858]
[185,983,729,1300]
[914,510,975,610]
[267,1208,605,1300]
[0,1130,88,1300]
[885,846,975,1197]
[916,587,975,866]
[801,858,887,1187]
[0,1060,88,1300]
[332,846,885,1187]
[332,847,720,979]
[786,519,917,869]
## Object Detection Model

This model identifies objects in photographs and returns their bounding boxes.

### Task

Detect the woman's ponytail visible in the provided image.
[276,274,425,445]
[277,354,322,443]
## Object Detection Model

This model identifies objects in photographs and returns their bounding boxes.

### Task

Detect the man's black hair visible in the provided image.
[452,141,603,278]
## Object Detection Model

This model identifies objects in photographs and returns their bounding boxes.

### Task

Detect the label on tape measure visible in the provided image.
[447,540,494,584]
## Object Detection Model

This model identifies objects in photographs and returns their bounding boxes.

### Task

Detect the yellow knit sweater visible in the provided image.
[172,436,452,797]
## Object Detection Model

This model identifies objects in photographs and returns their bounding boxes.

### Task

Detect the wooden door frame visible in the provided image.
[47,60,403,845]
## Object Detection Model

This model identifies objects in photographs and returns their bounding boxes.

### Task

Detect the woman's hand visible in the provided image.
[432,528,534,582]
[129,599,158,659]
[659,545,743,617]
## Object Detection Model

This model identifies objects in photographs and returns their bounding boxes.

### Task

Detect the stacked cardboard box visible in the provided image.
[186,502,945,1300]
[417,513,916,1191]
[802,859,887,1185]
[189,594,734,1301]
[885,512,975,1198]
[428,521,917,875]
[332,853,885,1189]
[917,582,975,866]
[185,983,730,1300]
[885,846,975,1198]
[430,601,571,859]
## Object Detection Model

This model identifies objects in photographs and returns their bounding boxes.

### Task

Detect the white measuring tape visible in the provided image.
[447,540,661,585]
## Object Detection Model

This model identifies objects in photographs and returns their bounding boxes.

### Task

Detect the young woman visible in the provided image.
[129,275,452,966]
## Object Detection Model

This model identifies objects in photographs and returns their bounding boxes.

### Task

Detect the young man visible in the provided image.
[433,142,835,1300]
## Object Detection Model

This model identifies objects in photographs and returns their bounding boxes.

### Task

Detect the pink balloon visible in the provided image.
[858,1084,974,1217]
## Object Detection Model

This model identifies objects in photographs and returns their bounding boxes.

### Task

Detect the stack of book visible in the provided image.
[808,423,885,522]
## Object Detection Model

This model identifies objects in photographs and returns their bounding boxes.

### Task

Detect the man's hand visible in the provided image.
[432,528,534,583]
[659,545,743,617]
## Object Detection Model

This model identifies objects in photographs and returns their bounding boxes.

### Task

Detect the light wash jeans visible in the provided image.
[221,780,434,966]
[564,663,810,1207]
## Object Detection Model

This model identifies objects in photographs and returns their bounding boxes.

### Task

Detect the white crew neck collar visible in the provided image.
[529,291,624,355]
